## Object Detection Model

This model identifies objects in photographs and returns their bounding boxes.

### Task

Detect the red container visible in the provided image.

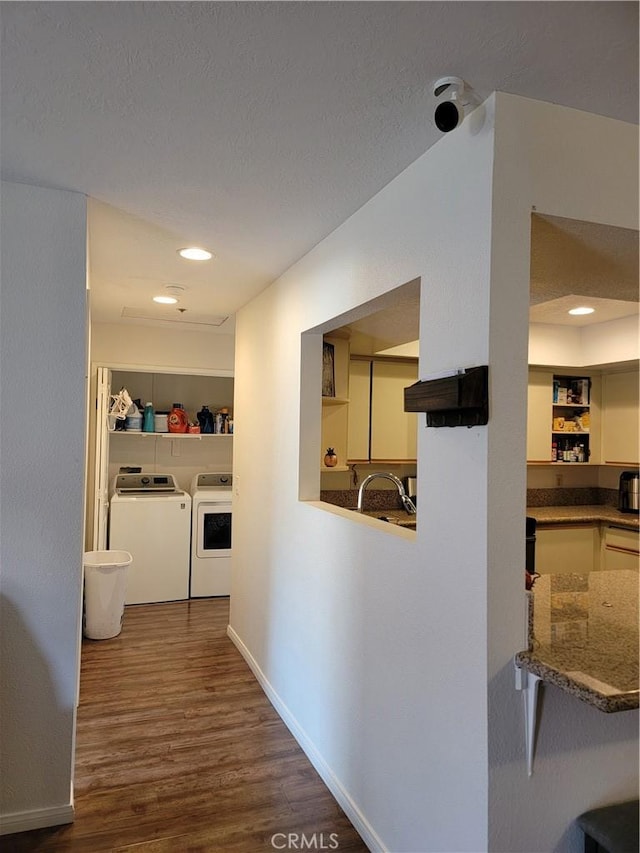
[168,403,188,434]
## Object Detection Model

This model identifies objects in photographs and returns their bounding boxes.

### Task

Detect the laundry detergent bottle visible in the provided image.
[168,402,188,433]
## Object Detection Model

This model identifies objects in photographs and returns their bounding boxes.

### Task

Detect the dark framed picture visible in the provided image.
[322,341,335,397]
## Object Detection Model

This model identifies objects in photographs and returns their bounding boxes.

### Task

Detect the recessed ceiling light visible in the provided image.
[153,284,186,305]
[568,306,595,316]
[178,247,213,261]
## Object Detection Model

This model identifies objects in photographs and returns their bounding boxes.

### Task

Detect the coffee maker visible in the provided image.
[619,471,639,514]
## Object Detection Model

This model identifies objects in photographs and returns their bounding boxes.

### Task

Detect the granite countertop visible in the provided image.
[527,505,639,530]
[515,570,639,712]
[358,510,416,528]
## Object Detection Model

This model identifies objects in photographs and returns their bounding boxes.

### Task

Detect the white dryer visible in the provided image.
[190,473,233,597]
[109,473,191,604]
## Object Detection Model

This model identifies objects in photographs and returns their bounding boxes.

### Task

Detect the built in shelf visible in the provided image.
[528,461,637,467]
[110,432,232,439]
[320,465,350,472]
[322,396,349,406]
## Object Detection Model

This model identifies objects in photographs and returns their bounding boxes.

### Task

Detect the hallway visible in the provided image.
[7,599,367,852]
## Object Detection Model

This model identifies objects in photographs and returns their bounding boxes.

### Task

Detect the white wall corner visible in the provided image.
[0,801,74,836]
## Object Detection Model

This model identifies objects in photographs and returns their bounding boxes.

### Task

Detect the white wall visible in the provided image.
[91,322,234,374]
[0,182,87,831]
[231,100,497,852]
[529,323,582,366]
[230,95,638,853]
[488,96,638,853]
[581,314,639,366]
[529,315,639,366]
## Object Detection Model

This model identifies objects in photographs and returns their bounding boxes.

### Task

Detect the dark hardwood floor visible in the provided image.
[6,599,367,852]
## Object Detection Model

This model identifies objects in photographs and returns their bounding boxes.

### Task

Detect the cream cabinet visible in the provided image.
[602,525,639,571]
[527,371,553,462]
[536,524,600,574]
[527,369,601,464]
[346,359,371,462]
[347,357,418,463]
[601,370,639,466]
[371,360,418,461]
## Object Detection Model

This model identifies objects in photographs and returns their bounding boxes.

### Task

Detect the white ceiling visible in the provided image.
[1,2,638,331]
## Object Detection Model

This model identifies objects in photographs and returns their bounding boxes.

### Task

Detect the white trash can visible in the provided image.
[83,550,132,640]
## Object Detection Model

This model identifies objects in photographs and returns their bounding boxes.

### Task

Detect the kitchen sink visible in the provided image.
[345,508,416,530]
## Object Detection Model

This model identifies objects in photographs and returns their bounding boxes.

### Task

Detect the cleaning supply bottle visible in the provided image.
[168,403,188,434]
[143,402,155,433]
[197,405,214,434]
[124,400,143,432]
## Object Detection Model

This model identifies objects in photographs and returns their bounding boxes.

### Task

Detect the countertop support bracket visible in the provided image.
[514,659,542,777]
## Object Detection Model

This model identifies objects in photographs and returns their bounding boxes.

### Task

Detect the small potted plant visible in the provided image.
[323,447,338,467]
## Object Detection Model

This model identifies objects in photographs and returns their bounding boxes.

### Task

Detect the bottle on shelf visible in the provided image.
[168,403,188,434]
[142,402,155,433]
[197,405,215,434]
[124,399,143,432]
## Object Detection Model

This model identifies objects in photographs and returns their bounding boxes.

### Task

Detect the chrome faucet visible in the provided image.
[357,472,417,515]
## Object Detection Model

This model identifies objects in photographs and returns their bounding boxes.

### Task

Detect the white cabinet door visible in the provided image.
[370,361,418,462]
[601,370,639,465]
[527,370,552,462]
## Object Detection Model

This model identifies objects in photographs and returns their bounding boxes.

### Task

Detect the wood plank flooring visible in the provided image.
[6,599,367,852]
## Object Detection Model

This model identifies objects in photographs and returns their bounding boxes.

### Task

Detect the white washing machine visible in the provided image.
[109,473,192,605]
[190,472,233,597]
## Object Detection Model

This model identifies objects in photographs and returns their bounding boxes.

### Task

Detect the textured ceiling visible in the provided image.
[1,2,638,329]
[530,214,639,305]
[529,295,638,327]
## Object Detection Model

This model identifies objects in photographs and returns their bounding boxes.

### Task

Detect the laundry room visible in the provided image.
[86,269,238,608]
[105,369,234,494]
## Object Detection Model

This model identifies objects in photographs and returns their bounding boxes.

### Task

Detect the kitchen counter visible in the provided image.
[527,505,639,530]
[515,570,639,713]
[349,509,416,528]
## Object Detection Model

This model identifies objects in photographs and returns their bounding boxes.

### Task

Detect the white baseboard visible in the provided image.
[0,801,74,836]
[227,624,386,853]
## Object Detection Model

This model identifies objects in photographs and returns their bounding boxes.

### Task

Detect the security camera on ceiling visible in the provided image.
[433,76,475,133]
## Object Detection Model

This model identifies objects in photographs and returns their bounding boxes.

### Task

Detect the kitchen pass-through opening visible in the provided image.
[299,277,421,532]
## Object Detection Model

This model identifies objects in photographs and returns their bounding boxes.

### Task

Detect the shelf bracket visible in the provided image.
[514,660,542,776]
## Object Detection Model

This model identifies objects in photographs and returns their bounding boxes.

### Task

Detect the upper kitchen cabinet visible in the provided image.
[370,359,418,462]
[527,368,601,464]
[527,371,553,462]
[348,357,418,464]
[601,369,639,466]
[346,359,371,462]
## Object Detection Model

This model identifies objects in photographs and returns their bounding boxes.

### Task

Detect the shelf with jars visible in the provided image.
[551,376,591,463]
